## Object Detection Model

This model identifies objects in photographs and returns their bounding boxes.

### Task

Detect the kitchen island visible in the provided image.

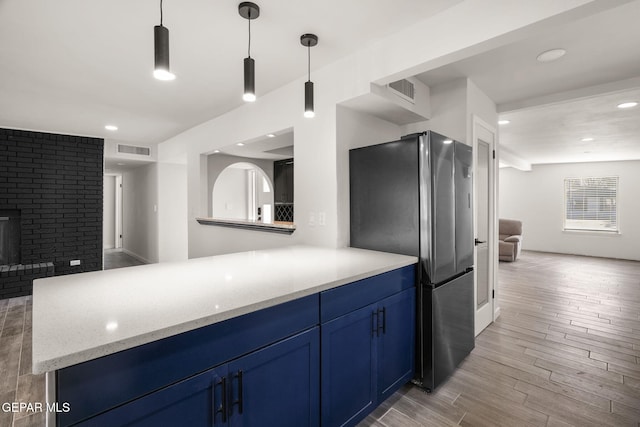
[33,245,417,426]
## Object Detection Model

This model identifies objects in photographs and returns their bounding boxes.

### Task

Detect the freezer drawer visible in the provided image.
[420,270,474,391]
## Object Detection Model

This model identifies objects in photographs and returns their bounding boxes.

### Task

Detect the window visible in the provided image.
[564,176,618,232]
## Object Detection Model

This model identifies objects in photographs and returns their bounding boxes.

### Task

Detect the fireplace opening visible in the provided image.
[0,210,21,266]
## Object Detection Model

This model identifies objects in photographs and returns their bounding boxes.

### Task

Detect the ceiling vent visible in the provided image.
[388,79,415,104]
[117,144,150,156]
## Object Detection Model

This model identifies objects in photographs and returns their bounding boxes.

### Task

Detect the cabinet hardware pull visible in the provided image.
[372,310,379,337]
[237,370,244,414]
[215,376,228,423]
[381,307,386,334]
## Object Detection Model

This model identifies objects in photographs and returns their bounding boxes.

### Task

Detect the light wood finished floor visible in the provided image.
[1,251,638,426]
[359,251,640,427]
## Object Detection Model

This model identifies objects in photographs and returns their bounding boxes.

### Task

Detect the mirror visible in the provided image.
[207,130,294,226]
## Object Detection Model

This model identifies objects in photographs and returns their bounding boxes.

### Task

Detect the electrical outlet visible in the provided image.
[70,260,81,266]
[318,212,326,226]
[308,212,316,227]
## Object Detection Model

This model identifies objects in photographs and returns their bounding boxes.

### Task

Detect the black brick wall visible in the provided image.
[0,128,103,299]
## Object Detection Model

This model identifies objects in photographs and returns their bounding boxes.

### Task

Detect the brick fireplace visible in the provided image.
[0,128,104,299]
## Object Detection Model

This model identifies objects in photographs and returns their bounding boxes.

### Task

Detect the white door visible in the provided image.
[473,117,496,335]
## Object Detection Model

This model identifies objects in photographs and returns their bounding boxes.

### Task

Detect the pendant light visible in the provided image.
[153,0,175,81]
[239,2,260,102]
[300,34,318,118]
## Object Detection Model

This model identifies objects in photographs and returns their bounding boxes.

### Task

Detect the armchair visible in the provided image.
[499,218,523,262]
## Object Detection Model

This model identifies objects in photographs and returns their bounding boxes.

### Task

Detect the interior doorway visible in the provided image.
[103,174,123,251]
[473,116,497,335]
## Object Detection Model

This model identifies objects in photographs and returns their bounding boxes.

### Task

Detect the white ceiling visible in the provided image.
[416,0,640,166]
[0,0,461,146]
[4,1,640,169]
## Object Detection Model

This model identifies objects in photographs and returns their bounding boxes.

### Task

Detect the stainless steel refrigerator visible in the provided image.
[349,131,474,391]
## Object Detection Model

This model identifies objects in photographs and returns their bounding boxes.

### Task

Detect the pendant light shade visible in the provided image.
[153,0,175,81]
[239,2,260,102]
[304,81,314,118]
[300,34,318,118]
[243,57,256,102]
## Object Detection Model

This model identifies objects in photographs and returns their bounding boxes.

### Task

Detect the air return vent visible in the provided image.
[388,79,415,103]
[117,144,150,156]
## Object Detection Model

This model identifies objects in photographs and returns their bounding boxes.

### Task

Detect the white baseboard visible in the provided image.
[494,306,501,320]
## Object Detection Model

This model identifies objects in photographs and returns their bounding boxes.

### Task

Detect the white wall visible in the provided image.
[402,79,468,143]
[158,161,188,263]
[336,106,402,248]
[157,0,613,259]
[103,176,116,249]
[207,154,275,218]
[212,168,248,220]
[500,160,640,261]
[123,164,159,263]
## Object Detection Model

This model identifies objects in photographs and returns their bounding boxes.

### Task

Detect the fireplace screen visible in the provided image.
[0,210,20,266]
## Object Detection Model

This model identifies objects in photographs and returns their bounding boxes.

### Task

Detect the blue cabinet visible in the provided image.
[321,304,377,427]
[227,327,319,427]
[378,289,415,401]
[321,284,415,427]
[81,328,319,427]
[56,265,415,427]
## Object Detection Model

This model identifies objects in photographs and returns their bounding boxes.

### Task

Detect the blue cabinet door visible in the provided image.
[377,288,415,400]
[321,304,377,427]
[229,327,320,427]
[80,365,228,427]
[81,328,318,427]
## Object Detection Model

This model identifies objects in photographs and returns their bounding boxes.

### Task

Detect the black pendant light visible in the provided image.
[239,2,260,102]
[153,0,175,81]
[300,34,318,118]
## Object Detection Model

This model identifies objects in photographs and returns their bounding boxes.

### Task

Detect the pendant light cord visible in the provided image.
[307,44,311,82]
[160,0,164,26]
[247,11,252,58]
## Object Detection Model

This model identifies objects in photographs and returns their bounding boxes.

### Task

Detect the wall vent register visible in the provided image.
[117,144,151,156]
[388,79,415,103]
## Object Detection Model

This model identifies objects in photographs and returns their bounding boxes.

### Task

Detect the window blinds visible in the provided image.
[564,176,618,232]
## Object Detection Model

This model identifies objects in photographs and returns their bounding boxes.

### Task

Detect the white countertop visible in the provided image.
[32,246,416,374]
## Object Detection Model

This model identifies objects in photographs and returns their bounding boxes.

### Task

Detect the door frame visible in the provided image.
[472,115,498,335]
[115,175,123,249]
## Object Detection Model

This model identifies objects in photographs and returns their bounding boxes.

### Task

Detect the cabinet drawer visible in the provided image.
[320,265,415,323]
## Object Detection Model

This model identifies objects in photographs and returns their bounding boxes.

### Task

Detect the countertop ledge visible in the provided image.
[32,246,416,374]
[196,217,296,234]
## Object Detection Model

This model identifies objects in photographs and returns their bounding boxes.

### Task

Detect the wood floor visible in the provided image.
[0,250,145,427]
[1,251,638,426]
[360,251,640,427]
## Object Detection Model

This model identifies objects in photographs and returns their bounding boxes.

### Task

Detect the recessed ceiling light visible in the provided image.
[498,120,510,125]
[536,48,566,63]
[213,150,220,153]
[267,134,275,138]
[236,143,245,147]
[105,125,118,131]
[581,137,594,142]
[617,101,638,109]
